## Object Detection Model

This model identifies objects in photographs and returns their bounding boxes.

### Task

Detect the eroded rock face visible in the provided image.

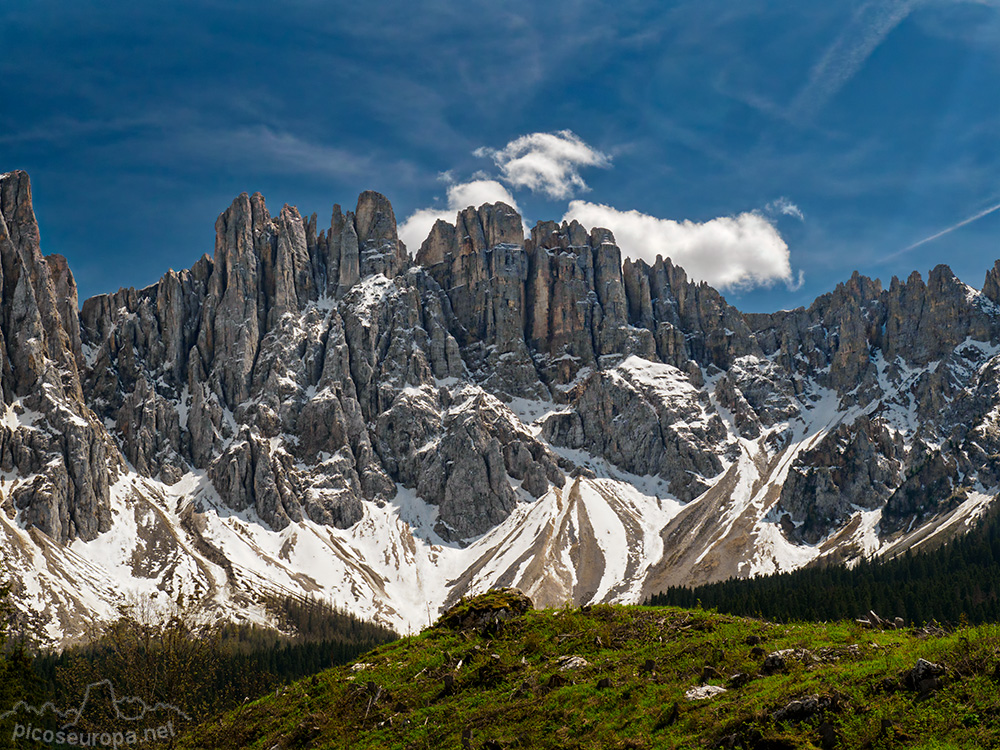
[418,202,543,399]
[747,271,885,400]
[9,168,1000,562]
[73,191,572,539]
[372,381,566,540]
[0,171,116,542]
[879,443,960,536]
[376,385,563,540]
[621,255,759,372]
[777,417,904,544]
[713,356,801,440]
[355,190,408,280]
[525,220,655,384]
[543,357,733,501]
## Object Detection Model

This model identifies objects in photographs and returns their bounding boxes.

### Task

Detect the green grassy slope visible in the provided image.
[176,591,1000,750]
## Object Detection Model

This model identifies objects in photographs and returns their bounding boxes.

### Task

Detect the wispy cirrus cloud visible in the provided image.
[765,197,805,221]
[474,130,611,199]
[0,116,160,146]
[880,199,1000,263]
[788,0,918,122]
[187,125,375,178]
[71,118,384,180]
[563,200,801,291]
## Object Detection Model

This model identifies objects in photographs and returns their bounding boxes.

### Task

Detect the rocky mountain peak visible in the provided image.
[355,190,395,241]
[0,170,116,543]
[0,169,85,400]
[414,219,456,267]
[884,263,992,365]
[44,253,84,369]
[983,260,1000,306]
[0,170,40,254]
[477,201,523,249]
[839,269,883,302]
[355,189,408,279]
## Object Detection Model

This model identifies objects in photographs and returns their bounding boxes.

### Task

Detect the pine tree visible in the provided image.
[648,504,1000,625]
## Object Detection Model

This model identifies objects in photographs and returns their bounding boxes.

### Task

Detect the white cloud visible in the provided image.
[446,179,521,214]
[765,197,805,221]
[475,130,611,199]
[398,179,521,253]
[563,201,799,291]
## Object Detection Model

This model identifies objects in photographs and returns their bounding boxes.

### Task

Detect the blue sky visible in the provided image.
[2,0,999,312]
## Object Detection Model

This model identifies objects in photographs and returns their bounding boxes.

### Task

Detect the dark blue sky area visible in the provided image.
[2,0,999,312]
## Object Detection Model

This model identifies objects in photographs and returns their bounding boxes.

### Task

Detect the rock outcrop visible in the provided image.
[542,357,733,500]
[778,417,904,543]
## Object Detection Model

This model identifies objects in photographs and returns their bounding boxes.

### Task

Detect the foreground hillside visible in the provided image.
[177,591,1000,749]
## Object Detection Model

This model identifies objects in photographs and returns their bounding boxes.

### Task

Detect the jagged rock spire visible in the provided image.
[0,170,114,542]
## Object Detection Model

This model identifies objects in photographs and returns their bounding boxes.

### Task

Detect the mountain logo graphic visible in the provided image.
[2,680,190,747]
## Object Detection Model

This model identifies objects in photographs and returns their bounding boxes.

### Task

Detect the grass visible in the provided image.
[176,592,1000,749]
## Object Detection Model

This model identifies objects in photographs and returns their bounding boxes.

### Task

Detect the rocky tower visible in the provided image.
[0,171,116,542]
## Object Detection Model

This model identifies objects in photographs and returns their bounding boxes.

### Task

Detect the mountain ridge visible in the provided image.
[2,169,999,642]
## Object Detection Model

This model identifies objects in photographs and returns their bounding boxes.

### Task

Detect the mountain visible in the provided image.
[2,168,999,643]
